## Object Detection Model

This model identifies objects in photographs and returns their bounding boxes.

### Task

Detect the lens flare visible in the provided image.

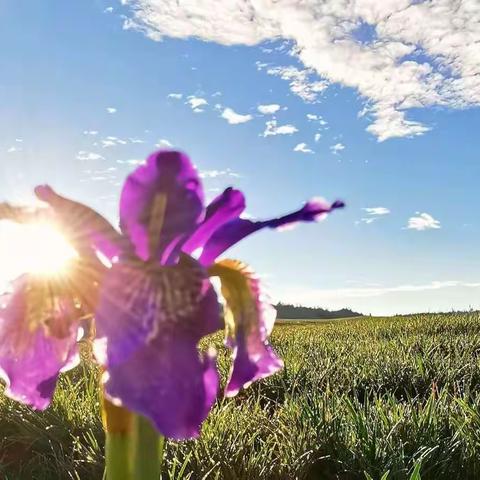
[0,222,77,279]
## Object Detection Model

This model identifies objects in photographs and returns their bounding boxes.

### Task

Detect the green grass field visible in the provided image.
[1,312,480,479]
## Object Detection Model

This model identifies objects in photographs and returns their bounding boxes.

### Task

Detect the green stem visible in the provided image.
[132,414,165,479]
[101,397,134,480]
[105,432,132,480]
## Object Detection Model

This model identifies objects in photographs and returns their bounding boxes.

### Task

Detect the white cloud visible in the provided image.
[280,280,480,306]
[330,143,345,154]
[117,159,145,165]
[363,207,390,216]
[307,114,328,126]
[258,104,281,114]
[314,133,321,142]
[293,142,314,154]
[357,217,377,225]
[167,93,183,99]
[262,119,298,137]
[155,138,173,148]
[277,281,480,315]
[7,146,19,153]
[129,138,144,144]
[104,7,114,13]
[407,212,441,231]
[366,106,430,142]
[76,151,105,161]
[122,1,480,141]
[83,130,99,136]
[106,107,117,114]
[15,138,23,143]
[101,136,128,148]
[358,207,390,225]
[221,107,253,124]
[186,96,208,112]
[311,281,480,299]
[261,64,328,102]
[200,168,241,179]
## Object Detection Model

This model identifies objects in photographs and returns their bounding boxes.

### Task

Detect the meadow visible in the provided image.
[1,312,480,480]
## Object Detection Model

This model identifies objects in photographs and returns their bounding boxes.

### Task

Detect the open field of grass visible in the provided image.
[1,312,480,479]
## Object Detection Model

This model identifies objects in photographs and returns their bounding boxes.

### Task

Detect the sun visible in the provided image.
[0,221,77,279]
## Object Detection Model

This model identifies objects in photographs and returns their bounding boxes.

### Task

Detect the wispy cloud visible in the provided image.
[199,168,241,179]
[407,212,441,231]
[221,107,253,124]
[293,142,314,154]
[123,1,480,141]
[101,136,128,148]
[167,93,183,100]
[357,207,390,225]
[363,207,390,216]
[281,280,480,302]
[186,96,208,112]
[83,130,99,136]
[306,114,327,126]
[276,280,480,315]
[76,151,105,161]
[129,138,144,144]
[330,143,345,155]
[116,159,145,166]
[261,64,328,103]
[155,138,173,148]
[257,104,280,115]
[106,107,117,114]
[262,119,298,137]
[314,133,321,142]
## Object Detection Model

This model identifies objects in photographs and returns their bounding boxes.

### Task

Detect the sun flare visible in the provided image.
[0,222,77,279]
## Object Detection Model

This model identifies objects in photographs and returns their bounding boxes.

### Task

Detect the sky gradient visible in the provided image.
[0,1,479,315]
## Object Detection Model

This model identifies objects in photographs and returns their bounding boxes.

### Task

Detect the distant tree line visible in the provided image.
[275,302,362,319]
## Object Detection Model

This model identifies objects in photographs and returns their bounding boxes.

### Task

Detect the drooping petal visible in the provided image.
[94,255,220,367]
[198,198,345,266]
[119,150,205,263]
[182,187,246,257]
[102,284,221,440]
[208,259,283,397]
[0,276,80,410]
[34,185,124,261]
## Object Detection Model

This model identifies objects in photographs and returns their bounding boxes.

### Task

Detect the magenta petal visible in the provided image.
[34,185,124,261]
[198,198,344,266]
[182,188,246,257]
[119,150,205,263]
[94,260,222,367]
[102,287,221,439]
[0,277,79,410]
[225,333,283,397]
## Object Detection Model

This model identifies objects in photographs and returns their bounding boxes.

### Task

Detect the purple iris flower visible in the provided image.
[0,150,344,439]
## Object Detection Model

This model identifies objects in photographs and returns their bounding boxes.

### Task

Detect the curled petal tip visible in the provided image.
[34,185,54,202]
[332,200,345,209]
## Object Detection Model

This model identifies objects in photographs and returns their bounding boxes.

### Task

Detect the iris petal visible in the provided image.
[208,260,283,397]
[0,276,80,410]
[101,284,221,439]
[182,188,245,257]
[119,150,204,263]
[94,256,218,367]
[34,185,124,261]
[198,198,344,266]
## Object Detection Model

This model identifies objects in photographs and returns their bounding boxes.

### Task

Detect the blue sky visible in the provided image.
[0,0,479,315]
